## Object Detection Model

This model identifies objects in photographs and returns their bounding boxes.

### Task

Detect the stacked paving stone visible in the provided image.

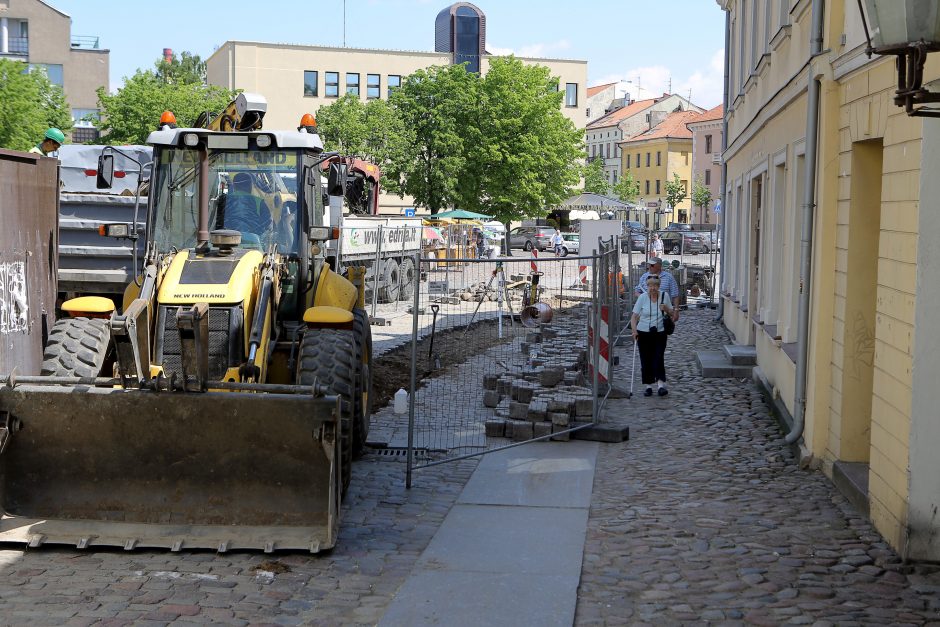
[481,308,595,442]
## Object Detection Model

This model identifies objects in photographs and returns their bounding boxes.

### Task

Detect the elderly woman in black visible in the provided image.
[630,274,677,396]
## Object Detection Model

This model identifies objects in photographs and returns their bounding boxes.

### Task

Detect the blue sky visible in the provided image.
[52,0,726,108]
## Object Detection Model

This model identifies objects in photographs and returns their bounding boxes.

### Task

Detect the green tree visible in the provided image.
[386,64,479,214]
[583,157,609,195]
[155,51,208,85]
[456,56,582,225]
[96,70,237,144]
[0,59,71,151]
[315,93,369,154]
[691,176,712,218]
[664,172,687,219]
[612,170,640,203]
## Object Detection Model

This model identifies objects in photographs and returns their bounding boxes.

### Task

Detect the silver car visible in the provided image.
[559,233,579,257]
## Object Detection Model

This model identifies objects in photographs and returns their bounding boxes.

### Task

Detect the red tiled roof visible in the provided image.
[623,110,701,143]
[586,98,657,129]
[587,83,616,98]
[687,104,723,125]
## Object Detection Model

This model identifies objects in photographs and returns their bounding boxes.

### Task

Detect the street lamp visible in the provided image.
[858,0,940,116]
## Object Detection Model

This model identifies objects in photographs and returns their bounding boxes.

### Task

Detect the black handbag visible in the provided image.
[661,292,675,335]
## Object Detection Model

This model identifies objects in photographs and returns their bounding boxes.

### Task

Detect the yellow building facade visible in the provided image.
[619,110,698,226]
[719,0,940,560]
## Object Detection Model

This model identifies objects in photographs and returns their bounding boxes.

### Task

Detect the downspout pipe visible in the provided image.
[715,5,731,322]
[787,0,825,444]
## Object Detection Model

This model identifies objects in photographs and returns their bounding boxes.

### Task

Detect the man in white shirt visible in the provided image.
[551,228,564,257]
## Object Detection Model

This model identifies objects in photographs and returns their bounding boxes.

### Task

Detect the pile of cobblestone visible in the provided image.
[481,307,596,442]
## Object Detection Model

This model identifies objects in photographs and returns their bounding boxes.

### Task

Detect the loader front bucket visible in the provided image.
[0,383,341,553]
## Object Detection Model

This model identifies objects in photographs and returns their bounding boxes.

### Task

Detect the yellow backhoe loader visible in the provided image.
[0,94,372,553]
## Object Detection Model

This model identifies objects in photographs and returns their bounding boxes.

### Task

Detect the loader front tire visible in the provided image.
[41,317,111,378]
[298,329,359,496]
[352,308,373,455]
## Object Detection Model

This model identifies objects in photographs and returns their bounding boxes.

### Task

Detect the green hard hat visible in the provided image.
[44,127,65,144]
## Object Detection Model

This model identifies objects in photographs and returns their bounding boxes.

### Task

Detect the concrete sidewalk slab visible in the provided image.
[458,441,598,508]
[380,441,598,627]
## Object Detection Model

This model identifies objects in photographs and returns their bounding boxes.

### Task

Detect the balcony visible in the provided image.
[70,36,100,50]
[3,36,28,57]
[712,152,722,165]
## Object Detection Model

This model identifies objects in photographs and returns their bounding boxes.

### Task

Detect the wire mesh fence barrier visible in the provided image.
[401,243,626,483]
[619,241,720,311]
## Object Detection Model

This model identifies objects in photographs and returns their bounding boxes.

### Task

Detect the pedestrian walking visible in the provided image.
[29,127,64,157]
[634,256,680,301]
[551,227,564,257]
[630,274,677,396]
[649,233,664,259]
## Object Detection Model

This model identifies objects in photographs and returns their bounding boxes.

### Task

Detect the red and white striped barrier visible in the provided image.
[578,265,588,285]
[530,248,539,274]
[587,305,610,383]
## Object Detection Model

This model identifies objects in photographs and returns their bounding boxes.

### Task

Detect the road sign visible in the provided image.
[404,208,416,217]
[714,200,721,214]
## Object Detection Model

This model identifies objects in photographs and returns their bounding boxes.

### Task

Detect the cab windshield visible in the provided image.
[150,147,302,254]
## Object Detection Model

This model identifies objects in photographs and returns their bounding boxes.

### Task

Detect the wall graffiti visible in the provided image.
[0,261,28,334]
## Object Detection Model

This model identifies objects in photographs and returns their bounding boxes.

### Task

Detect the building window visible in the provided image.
[683,151,689,166]
[591,145,595,158]
[705,169,712,185]
[626,154,630,168]
[346,73,360,96]
[681,179,688,194]
[71,126,99,143]
[656,151,661,166]
[367,73,380,99]
[705,134,713,153]
[565,83,578,107]
[388,74,401,97]
[645,180,650,194]
[30,63,63,86]
[325,72,339,97]
[613,172,618,184]
[646,152,650,167]
[636,152,641,167]
[606,144,611,159]
[453,6,483,73]
[656,179,661,195]
[303,70,318,97]
[72,108,99,127]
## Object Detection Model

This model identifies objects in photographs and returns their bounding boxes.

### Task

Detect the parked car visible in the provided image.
[701,230,720,253]
[559,233,579,257]
[659,231,706,255]
[664,222,692,231]
[624,220,647,233]
[621,231,647,253]
[508,226,556,251]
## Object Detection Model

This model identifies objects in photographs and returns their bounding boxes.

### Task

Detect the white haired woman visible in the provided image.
[630,274,677,396]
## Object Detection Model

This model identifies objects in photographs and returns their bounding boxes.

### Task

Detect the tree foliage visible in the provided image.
[583,157,609,195]
[386,64,478,214]
[664,173,687,212]
[455,56,583,224]
[155,51,208,85]
[612,170,640,203]
[97,63,237,144]
[691,176,712,210]
[0,59,71,151]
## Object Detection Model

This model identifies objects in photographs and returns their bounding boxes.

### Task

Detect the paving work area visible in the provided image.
[1,309,939,625]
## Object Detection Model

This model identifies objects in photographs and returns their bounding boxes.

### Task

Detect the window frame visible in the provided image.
[346,72,360,97]
[325,71,340,98]
[387,74,402,98]
[565,82,578,108]
[303,70,318,98]
[367,73,381,99]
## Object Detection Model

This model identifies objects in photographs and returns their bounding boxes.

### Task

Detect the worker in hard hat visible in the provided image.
[29,128,65,157]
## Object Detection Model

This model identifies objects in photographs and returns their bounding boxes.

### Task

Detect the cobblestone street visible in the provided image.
[576,309,940,625]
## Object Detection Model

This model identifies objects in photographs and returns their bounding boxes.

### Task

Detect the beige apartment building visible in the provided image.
[686,104,723,224]
[586,93,701,186]
[0,0,108,141]
[718,0,940,561]
[206,41,588,133]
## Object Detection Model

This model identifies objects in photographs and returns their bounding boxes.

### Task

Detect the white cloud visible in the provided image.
[488,39,573,59]
[590,48,725,108]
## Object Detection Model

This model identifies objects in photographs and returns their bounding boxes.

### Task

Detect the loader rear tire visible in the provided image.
[298,329,358,496]
[379,259,400,303]
[41,317,111,378]
[352,308,373,455]
[398,257,416,301]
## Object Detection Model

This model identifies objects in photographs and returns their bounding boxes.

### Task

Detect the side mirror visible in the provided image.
[327,163,346,196]
[97,153,114,189]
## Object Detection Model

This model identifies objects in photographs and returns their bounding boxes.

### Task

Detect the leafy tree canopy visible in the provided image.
[583,157,609,195]
[664,172,687,211]
[456,56,583,225]
[612,170,640,203]
[155,51,207,85]
[691,176,712,209]
[0,59,71,151]
[97,58,237,145]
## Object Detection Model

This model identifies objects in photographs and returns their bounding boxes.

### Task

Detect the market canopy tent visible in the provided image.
[558,193,634,211]
[429,209,493,220]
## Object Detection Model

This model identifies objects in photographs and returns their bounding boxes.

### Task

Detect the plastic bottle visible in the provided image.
[394,388,408,415]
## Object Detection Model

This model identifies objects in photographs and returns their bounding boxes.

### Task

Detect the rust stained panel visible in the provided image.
[0,149,59,376]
